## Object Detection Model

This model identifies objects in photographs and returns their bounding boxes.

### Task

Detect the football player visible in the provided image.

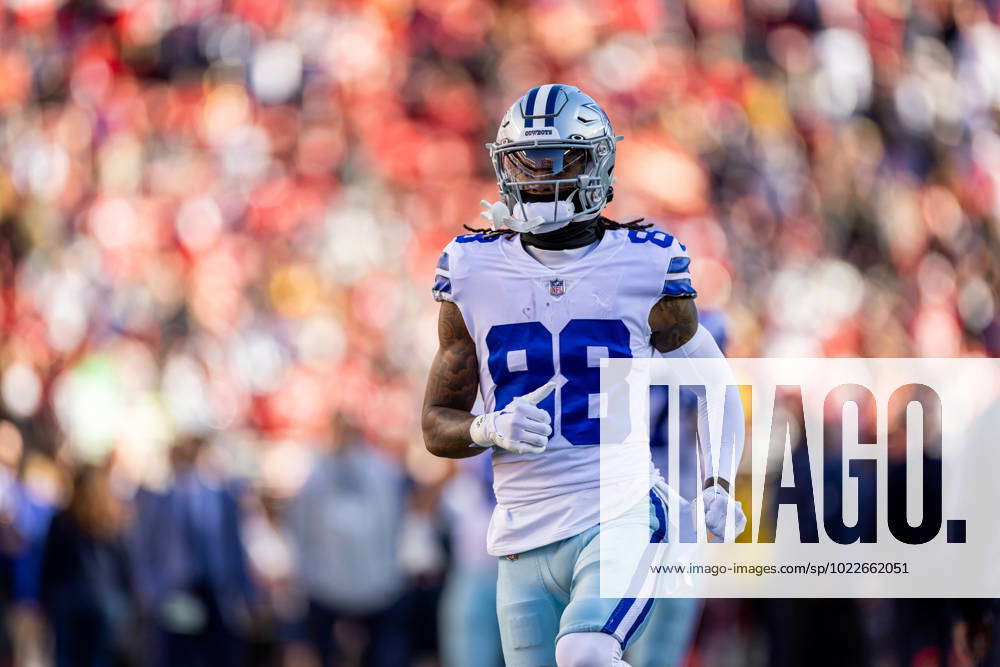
[422,84,746,667]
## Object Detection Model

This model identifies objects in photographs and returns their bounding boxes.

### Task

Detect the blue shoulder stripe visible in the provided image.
[436,252,449,271]
[432,275,452,294]
[661,279,696,297]
[666,256,690,273]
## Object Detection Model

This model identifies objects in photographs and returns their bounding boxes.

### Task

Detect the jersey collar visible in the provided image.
[500,226,622,276]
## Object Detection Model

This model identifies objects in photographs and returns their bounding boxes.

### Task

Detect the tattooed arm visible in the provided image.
[422,301,484,458]
[648,295,699,353]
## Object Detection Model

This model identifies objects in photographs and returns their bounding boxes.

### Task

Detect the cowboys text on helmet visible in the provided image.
[483,85,621,234]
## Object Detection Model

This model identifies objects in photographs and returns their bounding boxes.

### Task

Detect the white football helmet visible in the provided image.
[486,84,621,233]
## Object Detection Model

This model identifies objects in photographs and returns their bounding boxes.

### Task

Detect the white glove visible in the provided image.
[480,200,544,234]
[703,483,747,542]
[469,381,555,455]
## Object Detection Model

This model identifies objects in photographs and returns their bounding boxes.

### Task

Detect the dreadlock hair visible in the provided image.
[462,215,653,239]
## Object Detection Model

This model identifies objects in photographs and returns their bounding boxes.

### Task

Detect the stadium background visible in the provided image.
[0,0,997,664]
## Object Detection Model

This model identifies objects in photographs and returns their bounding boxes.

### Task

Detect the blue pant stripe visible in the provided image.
[601,597,635,636]
[601,488,668,640]
[622,599,655,646]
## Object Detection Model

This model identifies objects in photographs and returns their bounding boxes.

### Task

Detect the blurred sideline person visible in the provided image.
[240,485,306,665]
[625,311,730,666]
[131,437,254,667]
[0,421,54,667]
[950,395,1000,666]
[438,455,504,667]
[285,416,411,667]
[40,463,134,667]
[422,85,746,666]
[751,408,872,666]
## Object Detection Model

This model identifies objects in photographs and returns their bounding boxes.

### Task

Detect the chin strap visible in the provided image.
[521,217,602,250]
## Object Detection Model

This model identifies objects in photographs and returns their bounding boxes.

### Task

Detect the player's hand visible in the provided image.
[469,381,555,455]
[479,200,545,234]
[703,483,747,542]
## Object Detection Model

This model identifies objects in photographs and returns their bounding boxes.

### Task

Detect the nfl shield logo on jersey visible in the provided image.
[549,279,565,297]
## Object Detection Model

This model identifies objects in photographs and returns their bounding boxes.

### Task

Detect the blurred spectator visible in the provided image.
[954,599,999,665]
[285,418,409,667]
[241,488,307,665]
[0,421,55,666]
[437,455,503,667]
[130,437,254,667]
[39,463,133,667]
[398,478,448,663]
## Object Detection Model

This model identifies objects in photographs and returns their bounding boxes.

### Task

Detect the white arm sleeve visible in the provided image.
[658,324,745,486]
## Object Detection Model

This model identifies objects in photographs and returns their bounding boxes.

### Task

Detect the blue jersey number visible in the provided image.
[485,319,632,446]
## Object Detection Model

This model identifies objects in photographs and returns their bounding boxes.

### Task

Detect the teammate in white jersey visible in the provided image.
[422,85,746,667]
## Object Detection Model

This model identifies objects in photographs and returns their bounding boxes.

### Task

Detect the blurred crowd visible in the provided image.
[1,0,999,664]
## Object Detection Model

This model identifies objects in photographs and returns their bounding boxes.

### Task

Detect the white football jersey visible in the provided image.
[432,227,696,556]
